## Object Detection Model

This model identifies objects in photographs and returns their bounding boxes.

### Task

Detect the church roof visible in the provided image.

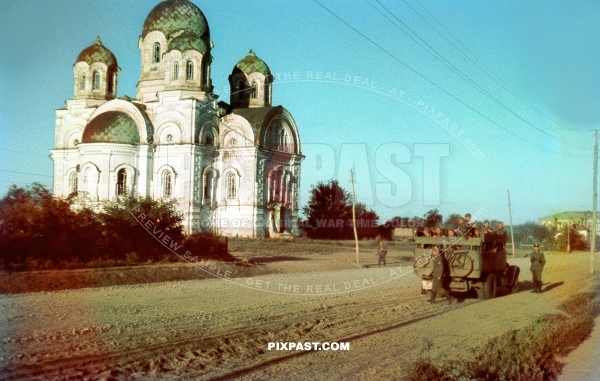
[168,31,209,54]
[76,37,118,68]
[142,0,210,39]
[82,111,140,144]
[232,106,281,131]
[232,50,271,76]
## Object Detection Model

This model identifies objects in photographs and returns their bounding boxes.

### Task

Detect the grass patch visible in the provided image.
[406,280,600,381]
[227,237,414,257]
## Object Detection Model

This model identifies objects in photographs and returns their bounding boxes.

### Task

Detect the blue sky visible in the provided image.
[1,0,599,224]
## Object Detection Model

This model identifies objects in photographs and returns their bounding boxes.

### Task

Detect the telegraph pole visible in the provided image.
[567,217,571,253]
[507,189,515,257]
[591,130,598,274]
[350,169,359,264]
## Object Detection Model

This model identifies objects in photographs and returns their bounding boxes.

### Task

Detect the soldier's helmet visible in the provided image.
[534,243,540,248]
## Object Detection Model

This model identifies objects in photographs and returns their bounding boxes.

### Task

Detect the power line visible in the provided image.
[0,180,39,185]
[410,0,577,134]
[313,0,589,157]
[370,0,587,150]
[0,169,53,178]
[0,148,48,157]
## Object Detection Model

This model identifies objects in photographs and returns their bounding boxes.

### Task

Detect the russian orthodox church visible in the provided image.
[50,0,303,237]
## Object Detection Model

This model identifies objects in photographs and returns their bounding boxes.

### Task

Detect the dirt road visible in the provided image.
[0,252,596,380]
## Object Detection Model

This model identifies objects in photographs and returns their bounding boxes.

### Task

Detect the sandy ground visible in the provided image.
[0,249,598,380]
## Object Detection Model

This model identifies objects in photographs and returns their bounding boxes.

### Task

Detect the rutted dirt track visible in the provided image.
[0,252,597,380]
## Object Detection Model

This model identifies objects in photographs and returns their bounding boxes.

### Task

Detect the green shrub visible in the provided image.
[0,184,232,270]
[181,233,234,262]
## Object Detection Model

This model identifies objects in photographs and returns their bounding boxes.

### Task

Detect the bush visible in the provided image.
[0,184,231,270]
[98,196,184,262]
[0,183,106,269]
[181,233,234,262]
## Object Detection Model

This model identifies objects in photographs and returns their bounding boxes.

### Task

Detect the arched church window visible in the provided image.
[80,72,86,90]
[227,172,237,199]
[163,170,172,197]
[93,71,100,90]
[251,81,258,98]
[205,132,213,146]
[172,61,179,80]
[69,172,78,194]
[186,60,194,80]
[153,42,161,63]
[117,169,127,196]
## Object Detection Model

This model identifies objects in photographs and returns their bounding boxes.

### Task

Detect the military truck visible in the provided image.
[413,233,520,300]
[393,228,414,241]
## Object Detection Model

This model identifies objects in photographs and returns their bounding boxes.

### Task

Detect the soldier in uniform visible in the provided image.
[430,248,453,304]
[454,217,465,237]
[463,213,474,238]
[530,243,546,293]
[495,221,508,243]
[481,220,493,235]
[376,240,387,267]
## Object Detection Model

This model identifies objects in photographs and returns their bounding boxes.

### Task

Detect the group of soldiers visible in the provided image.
[417,213,508,243]
[425,213,546,303]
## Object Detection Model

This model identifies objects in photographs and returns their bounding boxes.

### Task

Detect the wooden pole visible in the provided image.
[507,189,515,257]
[591,129,598,273]
[567,217,571,253]
[350,169,359,264]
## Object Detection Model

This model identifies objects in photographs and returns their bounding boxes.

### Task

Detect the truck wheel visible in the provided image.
[477,273,497,300]
[510,274,519,294]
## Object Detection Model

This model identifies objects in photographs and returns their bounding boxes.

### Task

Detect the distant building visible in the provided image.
[50,0,304,237]
[538,211,600,232]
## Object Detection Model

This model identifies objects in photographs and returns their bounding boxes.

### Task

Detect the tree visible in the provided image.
[443,213,462,230]
[423,209,443,228]
[378,216,410,240]
[302,180,350,239]
[354,202,379,239]
[301,180,378,239]
[556,225,588,251]
[513,222,554,244]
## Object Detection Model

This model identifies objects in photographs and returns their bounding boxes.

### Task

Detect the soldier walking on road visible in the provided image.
[376,240,387,267]
[530,243,546,293]
[430,248,454,304]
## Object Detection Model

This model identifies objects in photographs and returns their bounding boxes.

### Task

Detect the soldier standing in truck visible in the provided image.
[482,220,493,235]
[463,213,474,238]
[495,221,508,243]
[530,243,546,293]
